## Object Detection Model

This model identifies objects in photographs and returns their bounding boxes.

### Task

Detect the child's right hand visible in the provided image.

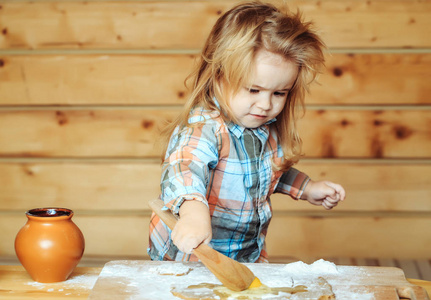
[171,200,212,254]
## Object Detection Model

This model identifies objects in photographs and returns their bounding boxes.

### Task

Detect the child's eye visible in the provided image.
[274,91,287,97]
[249,88,260,94]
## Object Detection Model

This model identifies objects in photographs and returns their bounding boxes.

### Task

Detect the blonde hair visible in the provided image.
[160,1,325,171]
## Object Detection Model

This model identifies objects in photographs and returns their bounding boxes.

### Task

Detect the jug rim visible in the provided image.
[26,207,74,218]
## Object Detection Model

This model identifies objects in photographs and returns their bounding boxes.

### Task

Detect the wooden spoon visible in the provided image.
[149,198,262,291]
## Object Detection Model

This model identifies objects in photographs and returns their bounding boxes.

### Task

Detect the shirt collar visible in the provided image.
[227,118,276,138]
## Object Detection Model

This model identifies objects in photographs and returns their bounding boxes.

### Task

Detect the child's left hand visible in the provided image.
[302,180,346,210]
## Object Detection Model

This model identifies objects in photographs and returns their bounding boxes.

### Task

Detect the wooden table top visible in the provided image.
[0,265,100,299]
[1,265,430,299]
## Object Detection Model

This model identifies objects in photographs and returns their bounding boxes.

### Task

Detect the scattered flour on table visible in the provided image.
[100,263,139,277]
[335,289,375,300]
[25,273,98,291]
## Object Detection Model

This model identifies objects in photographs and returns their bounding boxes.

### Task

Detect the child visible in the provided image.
[149,1,345,263]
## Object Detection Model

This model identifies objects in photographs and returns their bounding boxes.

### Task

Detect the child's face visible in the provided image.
[228,49,298,128]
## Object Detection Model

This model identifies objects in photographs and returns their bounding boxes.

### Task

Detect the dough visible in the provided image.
[148,265,192,276]
[171,277,335,300]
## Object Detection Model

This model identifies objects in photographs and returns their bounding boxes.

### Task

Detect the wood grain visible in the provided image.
[1,1,430,49]
[0,54,195,105]
[266,216,431,260]
[0,161,430,212]
[1,53,430,105]
[299,109,431,159]
[0,265,100,299]
[314,53,431,105]
[0,109,429,158]
[0,109,178,158]
[0,162,161,211]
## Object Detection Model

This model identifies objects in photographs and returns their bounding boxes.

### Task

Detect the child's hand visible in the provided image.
[302,180,346,210]
[171,200,212,254]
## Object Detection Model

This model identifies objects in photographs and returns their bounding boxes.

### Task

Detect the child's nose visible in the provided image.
[256,95,272,111]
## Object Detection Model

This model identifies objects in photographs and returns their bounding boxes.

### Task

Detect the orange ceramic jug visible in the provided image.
[15,208,85,283]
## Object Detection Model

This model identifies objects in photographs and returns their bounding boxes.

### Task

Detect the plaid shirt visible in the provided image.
[148,106,309,263]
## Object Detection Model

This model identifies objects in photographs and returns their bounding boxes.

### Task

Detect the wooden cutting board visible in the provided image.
[89,260,429,300]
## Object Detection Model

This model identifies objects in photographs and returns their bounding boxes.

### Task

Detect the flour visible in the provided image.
[148,263,192,276]
[65,274,99,288]
[281,260,376,299]
[99,262,141,277]
[25,273,98,291]
[284,259,338,277]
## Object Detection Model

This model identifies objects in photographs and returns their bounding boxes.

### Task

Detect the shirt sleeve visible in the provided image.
[274,167,310,200]
[160,121,220,215]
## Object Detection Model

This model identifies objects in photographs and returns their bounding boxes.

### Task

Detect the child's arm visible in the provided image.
[301,180,346,210]
[160,116,221,254]
[171,200,212,254]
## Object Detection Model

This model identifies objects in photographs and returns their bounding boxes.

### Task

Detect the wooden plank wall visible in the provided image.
[0,0,430,264]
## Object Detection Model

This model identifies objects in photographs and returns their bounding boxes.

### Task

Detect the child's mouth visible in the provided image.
[250,114,267,119]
